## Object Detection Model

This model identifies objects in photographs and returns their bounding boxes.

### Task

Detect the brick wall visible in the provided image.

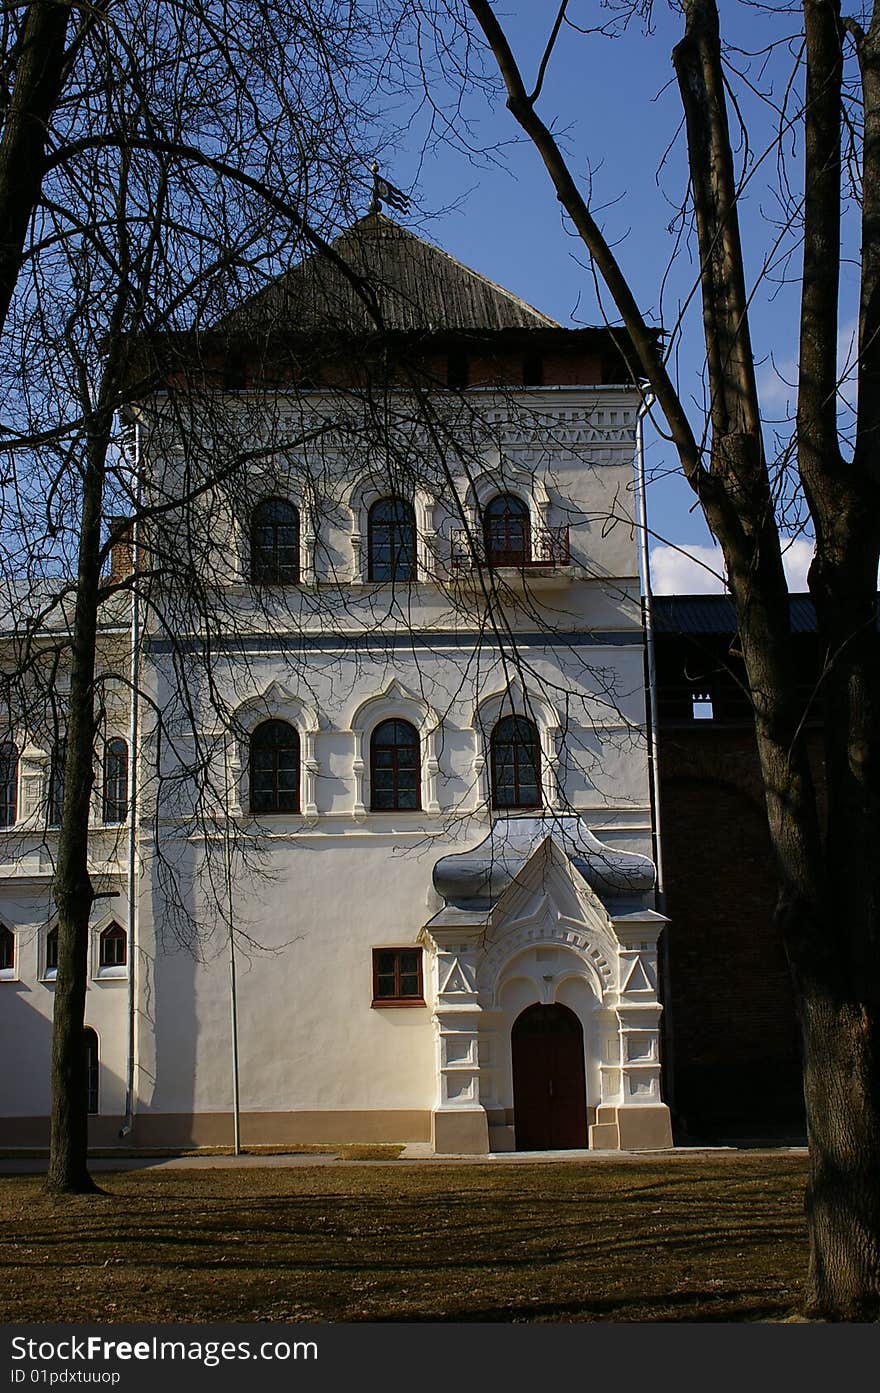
[659,726,806,1141]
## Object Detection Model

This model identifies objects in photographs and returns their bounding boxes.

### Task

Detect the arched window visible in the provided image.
[0,743,18,827]
[83,1028,98,1114]
[99,922,127,968]
[45,926,58,975]
[490,715,541,810]
[0,924,14,973]
[49,739,66,826]
[103,738,128,824]
[370,720,420,811]
[251,498,299,584]
[367,497,417,582]
[249,719,300,814]
[484,494,530,567]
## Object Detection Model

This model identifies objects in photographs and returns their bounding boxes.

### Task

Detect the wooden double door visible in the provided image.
[511,1002,589,1150]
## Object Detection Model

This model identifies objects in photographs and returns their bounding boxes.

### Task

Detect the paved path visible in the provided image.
[0,1145,807,1174]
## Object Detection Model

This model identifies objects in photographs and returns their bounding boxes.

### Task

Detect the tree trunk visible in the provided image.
[0,1,72,338]
[45,423,108,1195]
[465,0,880,1316]
[801,985,880,1319]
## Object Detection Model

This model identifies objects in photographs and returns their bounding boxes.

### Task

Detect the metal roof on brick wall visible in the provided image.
[653,594,821,635]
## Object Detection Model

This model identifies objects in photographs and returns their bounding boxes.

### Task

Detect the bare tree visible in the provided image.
[0,0,396,1194]
[429,0,880,1319]
[0,0,77,336]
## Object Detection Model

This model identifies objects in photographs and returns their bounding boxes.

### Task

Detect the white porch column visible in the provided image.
[425,925,489,1155]
[590,908,673,1151]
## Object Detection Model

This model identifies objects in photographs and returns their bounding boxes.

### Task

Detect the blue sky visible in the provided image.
[376,4,857,593]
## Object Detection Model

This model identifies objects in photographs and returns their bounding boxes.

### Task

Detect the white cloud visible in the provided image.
[758,319,858,415]
[758,357,797,410]
[779,537,813,591]
[650,543,726,594]
[650,537,814,594]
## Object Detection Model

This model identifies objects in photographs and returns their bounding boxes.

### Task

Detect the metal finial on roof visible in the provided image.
[368,161,411,217]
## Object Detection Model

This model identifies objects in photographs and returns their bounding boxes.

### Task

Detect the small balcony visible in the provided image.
[449,525,572,584]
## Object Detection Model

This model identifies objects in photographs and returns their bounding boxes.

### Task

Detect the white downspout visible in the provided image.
[635,393,675,1111]
[224,736,242,1155]
[119,422,141,1138]
[635,394,664,902]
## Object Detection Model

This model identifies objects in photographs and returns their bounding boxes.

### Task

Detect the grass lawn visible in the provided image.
[0,1153,808,1323]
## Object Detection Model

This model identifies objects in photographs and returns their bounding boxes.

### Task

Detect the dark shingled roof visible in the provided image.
[223,212,561,335]
[653,594,820,635]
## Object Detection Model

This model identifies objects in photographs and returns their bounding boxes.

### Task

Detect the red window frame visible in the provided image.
[103,738,128,824]
[84,1028,98,1114]
[250,497,300,584]
[367,497,417,582]
[490,715,542,810]
[249,719,300,815]
[483,494,530,567]
[369,719,421,811]
[0,743,18,827]
[371,947,425,1008]
[99,923,127,968]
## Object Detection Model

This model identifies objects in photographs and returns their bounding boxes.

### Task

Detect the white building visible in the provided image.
[0,214,672,1154]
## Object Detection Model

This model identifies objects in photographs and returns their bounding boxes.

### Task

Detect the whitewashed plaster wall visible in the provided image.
[0,384,656,1133]
[0,879,128,1117]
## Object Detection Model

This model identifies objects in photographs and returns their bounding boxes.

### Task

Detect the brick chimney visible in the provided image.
[108,517,134,580]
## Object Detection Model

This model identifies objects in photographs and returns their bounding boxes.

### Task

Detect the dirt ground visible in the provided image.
[0,1152,808,1322]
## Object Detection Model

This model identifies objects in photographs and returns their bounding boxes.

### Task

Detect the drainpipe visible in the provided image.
[119,421,141,1139]
[635,395,664,901]
[224,736,242,1155]
[634,393,675,1111]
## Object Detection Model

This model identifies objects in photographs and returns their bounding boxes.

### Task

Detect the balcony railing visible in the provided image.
[449,525,570,573]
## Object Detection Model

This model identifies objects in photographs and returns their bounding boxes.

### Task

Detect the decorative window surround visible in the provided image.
[17,743,46,825]
[472,683,562,813]
[236,486,316,586]
[95,919,128,980]
[229,681,320,820]
[460,462,551,542]
[348,679,441,820]
[42,925,58,982]
[0,923,15,981]
[344,477,436,583]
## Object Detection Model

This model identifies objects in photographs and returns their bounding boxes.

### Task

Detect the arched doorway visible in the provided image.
[511,1002,588,1150]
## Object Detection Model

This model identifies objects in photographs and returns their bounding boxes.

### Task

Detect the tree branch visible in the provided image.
[465,0,710,508]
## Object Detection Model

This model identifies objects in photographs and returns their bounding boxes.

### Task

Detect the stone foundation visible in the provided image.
[431,1108,490,1155]
[589,1104,673,1151]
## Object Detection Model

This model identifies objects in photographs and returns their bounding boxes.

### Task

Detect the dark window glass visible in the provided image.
[0,743,18,827]
[251,498,299,584]
[99,922,127,968]
[49,740,65,826]
[84,1028,98,1114]
[250,720,300,814]
[372,948,424,1004]
[490,715,541,810]
[223,352,246,391]
[447,351,469,390]
[523,351,543,386]
[103,738,128,824]
[484,494,530,566]
[367,497,417,582]
[0,925,13,971]
[46,927,58,973]
[370,719,420,811]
